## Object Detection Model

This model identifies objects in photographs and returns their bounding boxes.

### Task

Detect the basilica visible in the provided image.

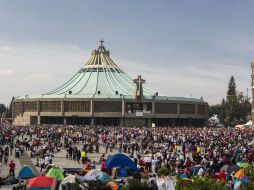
[13,41,208,127]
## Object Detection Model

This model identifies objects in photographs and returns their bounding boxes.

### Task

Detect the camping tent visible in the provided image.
[244,120,253,127]
[96,172,111,182]
[46,167,64,181]
[59,175,76,190]
[106,154,137,170]
[18,165,35,179]
[28,176,57,190]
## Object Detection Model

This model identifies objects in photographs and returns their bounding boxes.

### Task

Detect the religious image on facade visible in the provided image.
[13,41,208,127]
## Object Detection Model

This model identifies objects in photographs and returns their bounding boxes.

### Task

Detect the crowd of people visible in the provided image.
[0,123,254,189]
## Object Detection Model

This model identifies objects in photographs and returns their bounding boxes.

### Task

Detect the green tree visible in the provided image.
[0,104,6,118]
[209,76,251,127]
[7,98,13,118]
[227,76,236,97]
[225,76,239,126]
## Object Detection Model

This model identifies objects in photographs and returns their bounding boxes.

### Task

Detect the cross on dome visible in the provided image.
[99,39,104,47]
[133,75,146,100]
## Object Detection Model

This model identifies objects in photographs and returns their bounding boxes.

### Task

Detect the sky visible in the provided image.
[0,0,254,105]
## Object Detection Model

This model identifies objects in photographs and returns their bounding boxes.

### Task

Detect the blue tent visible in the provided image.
[117,167,128,177]
[106,154,138,170]
[18,165,35,179]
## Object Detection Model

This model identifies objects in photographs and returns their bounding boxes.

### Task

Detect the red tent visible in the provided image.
[28,176,57,189]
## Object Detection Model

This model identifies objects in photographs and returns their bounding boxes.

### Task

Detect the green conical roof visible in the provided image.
[44,41,155,98]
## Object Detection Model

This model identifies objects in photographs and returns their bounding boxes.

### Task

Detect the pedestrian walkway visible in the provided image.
[29,143,120,173]
[1,152,21,178]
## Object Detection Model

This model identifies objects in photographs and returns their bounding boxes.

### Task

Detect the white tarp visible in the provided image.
[244,120,253,127]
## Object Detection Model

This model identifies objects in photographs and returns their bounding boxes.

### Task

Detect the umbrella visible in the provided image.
[220,164,241,174]
[234,168,244,179]
[96,172,111,182]
[237,162,250,169]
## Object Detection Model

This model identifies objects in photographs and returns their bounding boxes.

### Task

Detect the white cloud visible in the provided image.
[23,72,52,81]
[0,41,90,104]
[0,69,15,76]
[1,46,13,51]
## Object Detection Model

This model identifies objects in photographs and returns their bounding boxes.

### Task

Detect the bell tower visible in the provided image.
[251,60,254,122]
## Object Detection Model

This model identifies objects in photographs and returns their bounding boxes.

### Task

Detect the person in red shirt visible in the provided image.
[9,160,15,177]
[218,170,226,180]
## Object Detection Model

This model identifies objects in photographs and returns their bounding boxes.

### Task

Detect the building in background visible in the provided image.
[12,41,208,127]
[251,60,254,123]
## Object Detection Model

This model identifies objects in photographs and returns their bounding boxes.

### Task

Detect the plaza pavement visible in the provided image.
[0,135,125,189]
[1,139,119,186]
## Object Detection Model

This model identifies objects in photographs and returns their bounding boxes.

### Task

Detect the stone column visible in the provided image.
[37,100,40,115]
[177,103,180,115]
[61,99,64,116]
[147,118,152,128]
[37,100,41,125]
[90,99,94,116]
[91,118,94,126]
[21,101,24,116]
[152,101,155,116]
[122,99,125,117]
[90,99,94,126]
[37,116,41,125]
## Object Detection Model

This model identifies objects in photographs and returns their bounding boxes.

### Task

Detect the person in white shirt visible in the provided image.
[151,157,157,174]
[39,158,44,172]
[44,155,50,167]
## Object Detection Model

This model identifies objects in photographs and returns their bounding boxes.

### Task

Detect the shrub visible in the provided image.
[127,179,152,190]
[244,166,254,181]
[175,176,227,190]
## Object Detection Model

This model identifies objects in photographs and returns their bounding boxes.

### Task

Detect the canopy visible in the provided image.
[106,154,137,170]
[18,165,35,179]
[46,167,64,181]
[244,120,253,127]
[28,176,57,190]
